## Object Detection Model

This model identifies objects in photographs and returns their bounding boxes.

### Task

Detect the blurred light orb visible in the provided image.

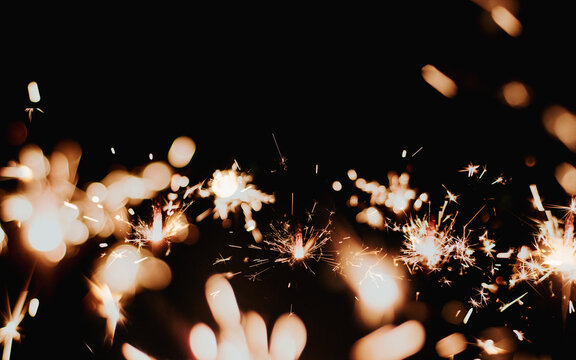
[168,136,196,168]
[142,162,172,191]
[27,214,63,252]
[189,323,218,360]
[211,170,240,198]
[501,81,530,108]
[27,81,41,102]
[98,244,142,294]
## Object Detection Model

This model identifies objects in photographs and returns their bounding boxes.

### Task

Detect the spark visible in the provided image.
[476,338,507,355]
[411,146,424,157]
[529,184,545,212]
[443,185,459,204]
[469,287,490,309]
[479,231,497,258]
[24,108,44,122]
[513,329,528,342]
[499,292,528,312]
[492,176,506,185]
[0,290,29,360]
[134,257,149,264]
[213,254,232,265]
[460,162,480,177]
[463,307,474,324]
[271,133,287,170]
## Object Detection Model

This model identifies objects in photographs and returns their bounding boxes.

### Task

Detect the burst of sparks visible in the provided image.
[87,279,124,343]
[262,218,333,271]
[460,162,480,177]
[469,287,491,309]
[398,212,459,273]
[0,291,29,360]
[510,210,576,287]
[127,201,189,251]
[195,165,275,241]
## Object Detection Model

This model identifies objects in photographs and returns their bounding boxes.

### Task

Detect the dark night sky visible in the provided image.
[3,2,576,359]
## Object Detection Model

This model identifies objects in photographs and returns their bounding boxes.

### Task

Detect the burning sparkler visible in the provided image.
[262,217,334,271]
[195,164,275,242]
[125,200,190,253]
[509,189,576,323]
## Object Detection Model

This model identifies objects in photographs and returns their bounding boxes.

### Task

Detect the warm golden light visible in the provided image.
[28,298,39,318]
[338,239,402,328]
[121,343,156,360]
[151,207,163,242]
[351,320,426,360]
[543,105,576,152]
[332,180,342,191]
[168,136,196,168]
[356,206,386,230]
[26,213,63,252]
[189,274,307,360]
[27,81,40,103]
[435,332,468,358]
[501,81,530,108]
[96,244,141,294]
[491,5,522,37]
[269,314,307,360]
[421,64,458,98]
[136,256,172,291]
[189,323,218,360]
[555,162,576,195]
[142,162,172,192]
[211,170,240,199]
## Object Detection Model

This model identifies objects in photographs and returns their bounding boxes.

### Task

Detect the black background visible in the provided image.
[3,2,576,359]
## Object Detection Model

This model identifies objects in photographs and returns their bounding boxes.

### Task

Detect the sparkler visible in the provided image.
[397,210,463,273]
[262,217,333,271]
[195,164,275,242]
[509,191,576,322]
[125,199,190,253]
